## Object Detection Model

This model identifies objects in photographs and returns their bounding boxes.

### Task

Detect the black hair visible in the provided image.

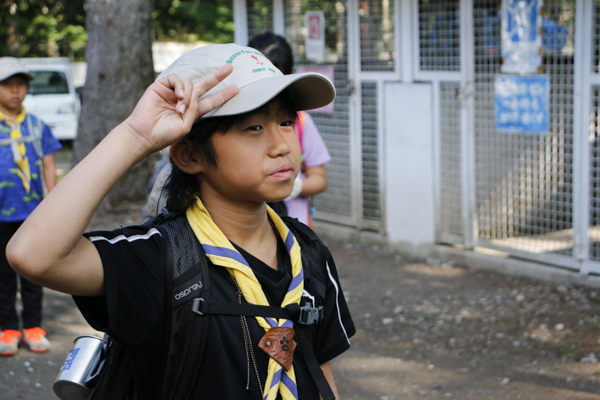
[164,88,298,212]
[248,32,294,75]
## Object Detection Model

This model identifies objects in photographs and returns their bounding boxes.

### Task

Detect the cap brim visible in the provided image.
[207,72,335,118]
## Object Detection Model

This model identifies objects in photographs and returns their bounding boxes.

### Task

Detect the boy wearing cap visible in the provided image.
[0,57,61,356]
[7,44,354,399]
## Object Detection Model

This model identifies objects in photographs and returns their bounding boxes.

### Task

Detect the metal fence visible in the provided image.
[238,0,600,273]
[361,81,380,222]
[439,81,463,243]
[418,0,461,72]
[472,0,575,260]
[359,0,395,72]
[590,85,600,261]
[283,0,355,221]
[246,0,274,42]
[431,0,589,271]
[243,0,387,229]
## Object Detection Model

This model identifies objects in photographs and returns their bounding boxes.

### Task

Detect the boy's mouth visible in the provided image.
[270,164,294,180]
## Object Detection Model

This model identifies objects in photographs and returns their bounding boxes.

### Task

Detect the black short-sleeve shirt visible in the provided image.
[74,221,355,400]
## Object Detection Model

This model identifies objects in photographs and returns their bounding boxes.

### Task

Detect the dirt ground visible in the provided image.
[1,205,600,400]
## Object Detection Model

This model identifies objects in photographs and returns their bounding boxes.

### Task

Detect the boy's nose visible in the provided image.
[268,126,292,157]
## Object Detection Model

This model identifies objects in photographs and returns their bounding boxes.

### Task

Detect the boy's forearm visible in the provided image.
[320,361,340,400]
[8,67,236,293]
[301,165,327,197]
[42,154,57,191]
[9,123,150,272]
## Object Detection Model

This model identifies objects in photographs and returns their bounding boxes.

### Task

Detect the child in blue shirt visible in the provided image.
[0,57,62,356]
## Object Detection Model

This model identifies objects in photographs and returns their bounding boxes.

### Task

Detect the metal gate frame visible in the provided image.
[573,0,599,274]
[411,0,473,247]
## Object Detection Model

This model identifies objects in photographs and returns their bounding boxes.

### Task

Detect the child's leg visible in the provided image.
[20,275,49,353]
[0,222,21,330]
[19,276,43,329]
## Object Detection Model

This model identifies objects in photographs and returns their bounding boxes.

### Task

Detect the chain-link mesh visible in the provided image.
[361,82,380,222]
[439,82,463,241]
[593,1,600,74]
[285,0,352,219]
[246,0,274,41]
[473,0,575,256]
[418,0,460,72]
[590,87,600,260]
[359,0,395,72]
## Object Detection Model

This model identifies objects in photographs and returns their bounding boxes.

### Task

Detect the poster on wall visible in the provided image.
[305,11,325,60]
[501,0,543,74]
[296,66,334,114]
[495,75,549,134]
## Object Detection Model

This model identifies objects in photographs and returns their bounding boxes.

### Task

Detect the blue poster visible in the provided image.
[495,75,549,134]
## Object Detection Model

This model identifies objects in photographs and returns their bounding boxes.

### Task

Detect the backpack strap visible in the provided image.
[283,216,328,293]
[26,114,44,160]
[282,217,335,400]
[154,214,212,400]
[0,134,40,147]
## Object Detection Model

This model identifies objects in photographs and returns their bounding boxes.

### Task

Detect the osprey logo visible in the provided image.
[174,280,203,300]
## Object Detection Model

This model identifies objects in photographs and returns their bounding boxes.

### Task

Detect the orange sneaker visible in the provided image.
[0,329,22,356]
[23,327,50,353]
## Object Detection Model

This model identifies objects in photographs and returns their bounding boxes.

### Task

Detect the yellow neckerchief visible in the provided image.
[0,107,31,193]
[186,197,303,400]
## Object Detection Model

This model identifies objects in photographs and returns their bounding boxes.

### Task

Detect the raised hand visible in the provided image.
[124,64,238,154]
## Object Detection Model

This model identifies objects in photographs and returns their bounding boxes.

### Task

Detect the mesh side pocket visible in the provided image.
[159,302,194,400]
[287,223,327,279]
[166,217,202,278]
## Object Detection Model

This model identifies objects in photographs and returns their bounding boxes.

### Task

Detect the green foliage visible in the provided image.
[1,0,234,60]
[153,0,234,44]
[0,0,87,60]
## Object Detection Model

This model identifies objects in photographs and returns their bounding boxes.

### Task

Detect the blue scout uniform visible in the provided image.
[0,112,62,221]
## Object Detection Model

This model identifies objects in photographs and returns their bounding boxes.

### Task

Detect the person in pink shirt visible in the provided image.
[249,32,331,227]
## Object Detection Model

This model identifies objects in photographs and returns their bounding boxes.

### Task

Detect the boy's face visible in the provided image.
[0,75,29,117]
[198,97,301,205]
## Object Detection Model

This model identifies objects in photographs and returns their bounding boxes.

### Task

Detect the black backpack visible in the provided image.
[90,212,335,400]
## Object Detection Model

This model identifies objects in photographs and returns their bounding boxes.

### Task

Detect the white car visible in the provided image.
[22,62,80,141]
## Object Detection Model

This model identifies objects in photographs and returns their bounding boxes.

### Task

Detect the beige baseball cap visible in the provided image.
[156,43,335,119]
[0,57,35,82]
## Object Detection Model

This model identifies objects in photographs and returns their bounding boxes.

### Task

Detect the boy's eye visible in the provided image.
[281,120,295,127]
[245,125,262,131]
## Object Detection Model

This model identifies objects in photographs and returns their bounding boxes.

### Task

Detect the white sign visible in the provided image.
[305,11,325,60]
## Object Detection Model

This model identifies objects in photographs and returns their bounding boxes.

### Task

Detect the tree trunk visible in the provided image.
[74,0,155,208]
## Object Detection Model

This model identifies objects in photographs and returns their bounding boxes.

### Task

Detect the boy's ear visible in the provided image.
[170,141,205,174]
